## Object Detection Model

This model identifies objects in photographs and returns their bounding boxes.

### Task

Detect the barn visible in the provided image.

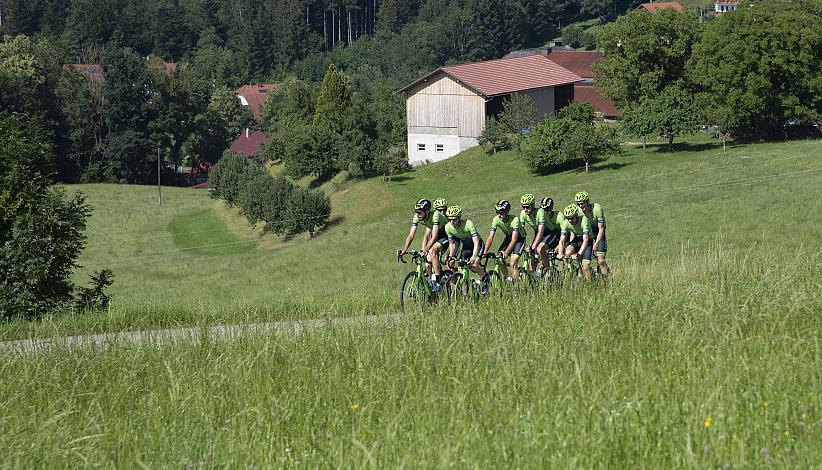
[399,55,582,165]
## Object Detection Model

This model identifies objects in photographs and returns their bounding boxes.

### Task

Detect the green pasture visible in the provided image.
[1,137,821,339]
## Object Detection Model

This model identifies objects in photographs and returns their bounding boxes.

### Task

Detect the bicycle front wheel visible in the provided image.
[400,271,427,311]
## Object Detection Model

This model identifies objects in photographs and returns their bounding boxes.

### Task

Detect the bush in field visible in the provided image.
[259,176,297,235]
[522,113,619,173]
[208,151,249,206]
[284,186,332,236]
[0,114,111,319]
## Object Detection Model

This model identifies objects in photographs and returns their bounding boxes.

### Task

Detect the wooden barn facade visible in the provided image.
[399,55,582,165]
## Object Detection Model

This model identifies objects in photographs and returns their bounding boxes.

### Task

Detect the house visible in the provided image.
[541,50,620,120]
[62,64,105,82]
[502,48,620,120]
[234,83,279,122]
[637,1,685,13]
[714,0,739,15]
[147,55,178,76]
[229,128,270,158]
[399,55,582,165]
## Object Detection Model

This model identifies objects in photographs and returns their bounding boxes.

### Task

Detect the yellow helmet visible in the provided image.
[445,205,462,217]
[574,191,590,203]
[433,198,448,210]
[563,204,580,218]
[520,194,535,206]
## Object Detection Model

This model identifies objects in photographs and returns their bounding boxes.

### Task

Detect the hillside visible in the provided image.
[2,137,820,339]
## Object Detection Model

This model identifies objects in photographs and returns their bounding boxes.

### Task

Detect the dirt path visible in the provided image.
[1,313,402,354]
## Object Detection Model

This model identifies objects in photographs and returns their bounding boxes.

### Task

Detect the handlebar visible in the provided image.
[445,255,471,267]
[397,250,426,264]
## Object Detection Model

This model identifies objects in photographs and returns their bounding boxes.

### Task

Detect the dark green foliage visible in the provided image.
[689,0,822,139]
[261,77,315,134]
[478,117,511,153]
[373,147,411,182]
[479,93,540,153]
[621,83,699,151]
[0,114,100,320]
[75,269,115,312]
[313,63,352,130]
[562,24,596,50]
[522,116,619,173]
[209,151,330,236]
[559,101,596,125]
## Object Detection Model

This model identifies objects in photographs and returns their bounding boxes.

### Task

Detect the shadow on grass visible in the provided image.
[282,215,345,242]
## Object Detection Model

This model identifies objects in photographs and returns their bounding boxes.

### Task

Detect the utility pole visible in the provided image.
[157,147,162,207]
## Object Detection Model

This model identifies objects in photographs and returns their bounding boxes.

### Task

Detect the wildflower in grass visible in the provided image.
[351,403,361,412]
[784,431,789,437]
[704,416,713,428]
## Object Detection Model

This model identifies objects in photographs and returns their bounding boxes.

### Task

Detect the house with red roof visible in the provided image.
[229,128,270,158]
[399,55,581,165]
[637,1,685,13]
[234,83,278,122]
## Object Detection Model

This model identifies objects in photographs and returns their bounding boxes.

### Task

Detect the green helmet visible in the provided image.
[433,198,448,210]
[563,204,580,218]
[574,191,590,203]
[495,200,511,212]
[520,194,535,206]
[445,205,462,217]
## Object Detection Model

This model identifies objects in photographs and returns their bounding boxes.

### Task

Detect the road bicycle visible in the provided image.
[443,256,487,303]
[397,251,446,310]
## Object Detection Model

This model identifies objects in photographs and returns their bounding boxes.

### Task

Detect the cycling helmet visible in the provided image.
[415,198,432,211]
[539,197,554,210]
[433,198,448,210]
[563,204,580,218]
[445,205,462,218]
[574,191,590,203]
[520,194,535,206]
[495,200,511,212]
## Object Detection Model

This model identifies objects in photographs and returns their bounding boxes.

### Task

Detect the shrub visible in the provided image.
[285,186,332,236]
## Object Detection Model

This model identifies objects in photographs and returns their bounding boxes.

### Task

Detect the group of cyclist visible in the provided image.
[397,192,609,292]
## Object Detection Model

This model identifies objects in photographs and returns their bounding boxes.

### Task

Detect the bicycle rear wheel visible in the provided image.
[400,271,427,311]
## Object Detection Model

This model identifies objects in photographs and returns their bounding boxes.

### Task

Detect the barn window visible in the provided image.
[436,144,444,152]
[417,143,426,151]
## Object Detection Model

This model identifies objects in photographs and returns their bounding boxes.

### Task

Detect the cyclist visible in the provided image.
[483,200,524,279]
[397,198,447,290]
[535,197,562,272]
[575,191,609,279]
[518,193,542,276]
[557,204,593,281]
[444,206,487,281]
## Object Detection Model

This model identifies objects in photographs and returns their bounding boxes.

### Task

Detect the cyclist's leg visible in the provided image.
[429,241,444,278]
[581,242,593,281]
[496,237,511,277]
[509,239,525,280]
[595,236,609,278]
[470,241,486,278]
[537,238,550,271]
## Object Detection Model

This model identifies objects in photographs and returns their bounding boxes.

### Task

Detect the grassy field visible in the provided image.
[1,137,821,339]
[0,137,820,465]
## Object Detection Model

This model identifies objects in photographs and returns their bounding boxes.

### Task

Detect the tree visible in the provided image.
[0,114,92,320]
[561,122,620,172]
[689,0,822,139]
[559,101,596,125]
[313,63,351,129]
[261,76,314,134]
[208,85,253,138]
[621,83,699,151]
[521,115,619,173]
[594,8,701,109]
[284,186,331,236]
[478,117,511,154]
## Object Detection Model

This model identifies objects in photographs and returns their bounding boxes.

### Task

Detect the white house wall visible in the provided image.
[406,73,486,165]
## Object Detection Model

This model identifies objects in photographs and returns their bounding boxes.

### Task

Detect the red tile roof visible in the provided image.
[574,85,620,118]
[229,130,270,157]
[544,51,603,79]
[63,64,105,82]
[234,84,279,121]
[638,1,685,13]
[401,55,582,98]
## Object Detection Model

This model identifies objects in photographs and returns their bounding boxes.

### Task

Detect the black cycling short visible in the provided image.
[539,230,561,249]
[497,235,524,256]
[453,239,485,260]
[569,239,593,261]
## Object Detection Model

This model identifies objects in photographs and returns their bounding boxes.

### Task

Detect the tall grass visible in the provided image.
[1,248,818,466]
[2,139,819,339]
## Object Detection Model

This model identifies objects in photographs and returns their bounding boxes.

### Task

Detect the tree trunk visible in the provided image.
[338,5,342,45]
[642,136,646,149]
[585,159,590,172]
[668,133,674,152]
[348,10,352,45]
[323,9,327,50]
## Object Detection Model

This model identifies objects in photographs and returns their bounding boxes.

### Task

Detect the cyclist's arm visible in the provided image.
[400,225,417,253]
[532,224,545,250]
[420,227,433,252]
[558,232,567,257]
[470,234,481,260]
[484,230,495,255]
[448,239,457,258]
[503,230,519,257]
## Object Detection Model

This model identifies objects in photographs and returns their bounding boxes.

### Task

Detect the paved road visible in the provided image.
[1,313,402,354]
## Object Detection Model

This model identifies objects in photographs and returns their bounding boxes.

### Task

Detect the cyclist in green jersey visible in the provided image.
[535,197,562,271]
[574,191,609,278]
[444,206,487,279]
[397,198,448,290]
[482,200,524,279]
[558,204,593,281]
[518,193,542,275]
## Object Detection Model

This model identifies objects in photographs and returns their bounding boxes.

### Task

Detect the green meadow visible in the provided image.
[0,138,819,465]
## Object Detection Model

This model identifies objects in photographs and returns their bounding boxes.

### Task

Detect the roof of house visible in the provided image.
[234,84,279,121]
[63,64,105,82]
[229,130,270,157]
[638,1,685,13]
[400,55,582,98]
[574,85,620,118]
[542,51,603,79]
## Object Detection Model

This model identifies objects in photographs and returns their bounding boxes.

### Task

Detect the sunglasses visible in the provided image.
[496,211,507,215]
[522,205,532,209]
[436,207,447,212]
[447,217,459,221]
[576,201,588,206]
